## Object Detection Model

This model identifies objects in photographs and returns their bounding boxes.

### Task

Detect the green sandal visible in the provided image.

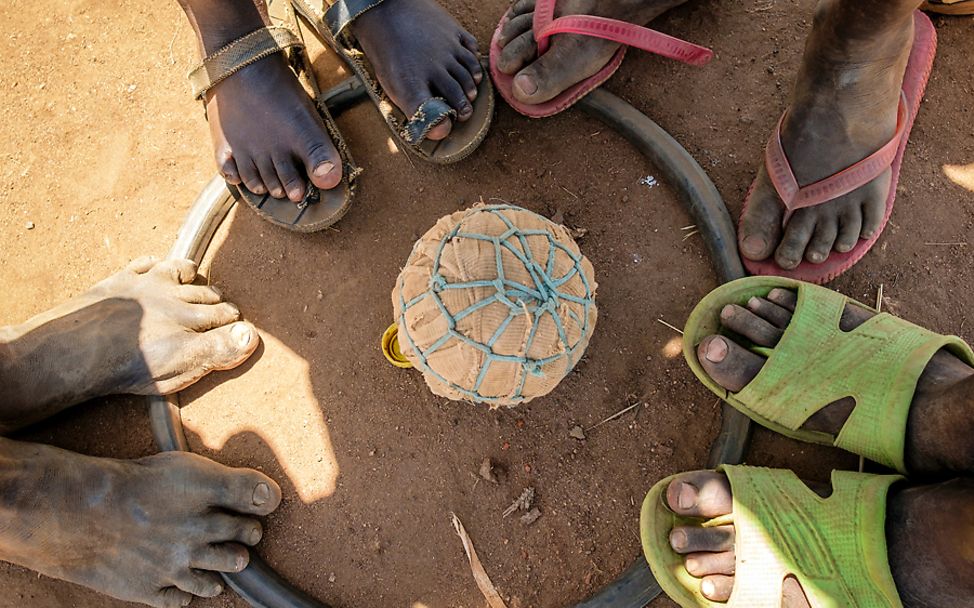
[684,277,974,473]
[641,465,903,607]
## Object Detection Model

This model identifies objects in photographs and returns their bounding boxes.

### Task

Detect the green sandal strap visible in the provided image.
[188,26,303,100]
[684,277,974,472]
[641,466,904,608]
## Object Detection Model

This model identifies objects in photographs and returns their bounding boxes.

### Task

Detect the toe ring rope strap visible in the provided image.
[188,26,304,100]
[531,0,714,65]
[766,91,909,226]
[401,98,457,145]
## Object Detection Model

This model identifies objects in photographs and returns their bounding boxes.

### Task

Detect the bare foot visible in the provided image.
[695,287,974,476]
[739,0,917,269]
[350,0,485,141]
[494,0,687,105]
[664,471,974,606]
[178,0,342,202]
[0,439,282,608]
[0,257,259,432]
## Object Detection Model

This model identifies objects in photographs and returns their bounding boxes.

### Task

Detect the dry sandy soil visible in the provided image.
[1,1,972,607]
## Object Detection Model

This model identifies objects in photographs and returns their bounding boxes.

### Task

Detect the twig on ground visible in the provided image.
[561,186,579,199]
[682,230,699,242]
[503,487,535,517]
[585,402,641,432]
[924,242,968,246]
[680,225,697,231]
[656,318,684,335]
[451,513,508,608]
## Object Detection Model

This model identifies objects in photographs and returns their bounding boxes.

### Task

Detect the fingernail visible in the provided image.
[705,337,727,363]
[313,161,335,178]
[250,527,263,544]
[677,482,697,510]
[514,74,538,96]
[232,323,252,348]
[253,482,270,505]
[742,235,766,255]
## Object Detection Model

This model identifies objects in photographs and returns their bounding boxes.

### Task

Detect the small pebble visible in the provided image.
[25,221,34,230]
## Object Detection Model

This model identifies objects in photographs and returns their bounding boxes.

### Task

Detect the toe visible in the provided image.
[719,303,783,347]
[196,320,259,371]
[272,153,308,203]
[301,137,342,191]
[766,288,797,311]
[173,571,223,598]
[434,69,473,121]
[701,575,734,602]
[205,513,263,546]
[155,587,193,608]
[214,466,283,516]
[448,60,478,106]
[127,256,159,274]
[669,524,735,554]
[739,185,784,261]
[496,30,537,75]
[456,48,484,88]
[215,146,241,185]
[459,30,479,55]
[860,191,886,240]
[154,259,198,284]
[177,284,222,305]
[179,302,240,332]
[397,84,453,142]
[835,210,862,253]
[685,551,735,577]
[744,296,792,329]
[511,38,609,104]
[774,211,817,270]
[191,544,249,574]
[696,333,766,392]
[255,157,286,200]
[665,471,733,518]
[237,158,266,196]
[511,0,535,17]
[498,12,534,48]
[805,216,838,264]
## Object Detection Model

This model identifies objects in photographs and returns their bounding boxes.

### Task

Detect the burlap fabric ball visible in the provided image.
[392,203,597,406]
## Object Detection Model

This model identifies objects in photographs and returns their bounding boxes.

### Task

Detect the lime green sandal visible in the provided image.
[684,277,974,473]
[641,465,903,607]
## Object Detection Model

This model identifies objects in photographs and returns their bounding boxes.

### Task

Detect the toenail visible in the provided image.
[271,188,284,199]
[287,187,303,201]
[514,74,538,96]
[685,557,698,572]
[474,71,483,83]
[701,579,715,597]
[677,482,697,510]
[809,252,825,263]
[252,482,270,506]
[742,235,767,254]
[236,556,247,571]
[250,527,262,544]
[232,324,253,348]
[213,585,223,595]
[720,305,735,321]
[313,161,336,178]
[670,529,687,551]
[705,338,728,363]
[460,105,473,118]
[251,185,265,195]
[747,296,760,310]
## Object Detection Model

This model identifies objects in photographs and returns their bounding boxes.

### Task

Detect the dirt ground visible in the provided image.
[1,1,972,607]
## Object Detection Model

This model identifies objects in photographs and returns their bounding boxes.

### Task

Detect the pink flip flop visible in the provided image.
[489,0,713,118]
[741,11,937,284]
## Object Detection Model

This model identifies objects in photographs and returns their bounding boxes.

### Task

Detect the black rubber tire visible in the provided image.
[148,79,752,608]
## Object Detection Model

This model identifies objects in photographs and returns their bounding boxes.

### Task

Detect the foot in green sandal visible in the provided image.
[651,468,974,606]
[178,0,343,202]
[685,278,974,476]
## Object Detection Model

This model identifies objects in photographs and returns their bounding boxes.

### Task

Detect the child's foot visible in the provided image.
[493,0,688,105]
[664,471,974,606]
[0,439,281,608]
[349,0,485,141]
[739,0,917,269]
[695,287,974,476]
[0,257,258,432]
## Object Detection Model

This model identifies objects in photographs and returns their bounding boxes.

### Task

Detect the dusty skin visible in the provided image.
[1,0,973,606]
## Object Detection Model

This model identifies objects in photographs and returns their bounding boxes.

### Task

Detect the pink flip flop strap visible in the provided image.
[767,91,909,224]
[532,0,713,66]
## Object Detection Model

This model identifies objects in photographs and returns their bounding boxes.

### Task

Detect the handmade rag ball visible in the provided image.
[392,203,597,406]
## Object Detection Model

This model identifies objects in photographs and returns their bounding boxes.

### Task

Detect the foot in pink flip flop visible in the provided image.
[490,0,711,117]
[740,0,936,283]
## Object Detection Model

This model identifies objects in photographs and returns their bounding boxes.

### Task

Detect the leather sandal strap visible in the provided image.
[400,97,457,145]
[324,0,387,36]
[766,91,909,224]
[188,26,303,100]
